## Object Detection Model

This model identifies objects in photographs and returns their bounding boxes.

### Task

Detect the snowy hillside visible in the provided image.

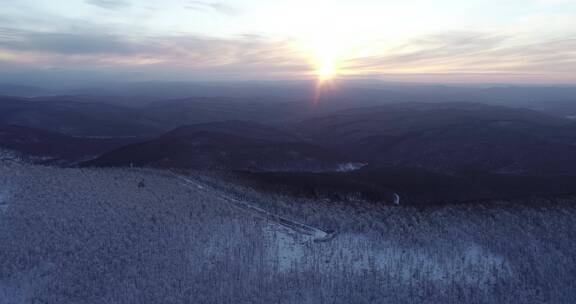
[0,162,575,303]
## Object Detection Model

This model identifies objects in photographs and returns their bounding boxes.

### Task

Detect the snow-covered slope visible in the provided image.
[0,163,575,303]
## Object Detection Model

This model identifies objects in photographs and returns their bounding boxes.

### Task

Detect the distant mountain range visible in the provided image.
[0,124,147,164]
[84,121,354,172]
[2,95,574,174]
[295,102,576,175]
[2,93,576,204]
[0,96,162,137]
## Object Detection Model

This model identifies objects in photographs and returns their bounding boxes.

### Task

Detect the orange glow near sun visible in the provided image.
[317,56,337,81]
[307,36,343,103]
[313,55,338,104]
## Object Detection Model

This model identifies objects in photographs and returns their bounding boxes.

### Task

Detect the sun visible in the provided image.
[312,52,339,103]
[310,39,340,82]
[317,56,337,81]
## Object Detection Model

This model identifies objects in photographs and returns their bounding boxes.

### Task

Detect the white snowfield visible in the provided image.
[0,162,575,304]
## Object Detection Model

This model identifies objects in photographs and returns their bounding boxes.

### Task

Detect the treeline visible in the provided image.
[214,166,576,206]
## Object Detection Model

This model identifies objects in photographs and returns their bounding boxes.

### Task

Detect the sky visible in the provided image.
[0,0,575,85]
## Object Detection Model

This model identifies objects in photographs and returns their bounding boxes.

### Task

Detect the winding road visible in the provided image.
[171,172,334,242]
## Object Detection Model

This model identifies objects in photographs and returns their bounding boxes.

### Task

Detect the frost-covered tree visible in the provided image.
[0,163,575,303]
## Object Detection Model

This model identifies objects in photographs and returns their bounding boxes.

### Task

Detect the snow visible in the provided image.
[0,149,19,162]
[336,162,367,172]
[0,187,10,214]
[393,193,401,205]
[265,227,512,288]
[174,172,329,240]
[0,163,575,303]
[374,242,512,286]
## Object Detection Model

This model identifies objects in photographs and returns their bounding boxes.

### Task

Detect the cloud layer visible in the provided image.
[1,27,575,83]
[0,0,575,84]
[85,0,130,10]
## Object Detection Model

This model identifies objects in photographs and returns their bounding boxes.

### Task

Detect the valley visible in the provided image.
[3,0,576,301]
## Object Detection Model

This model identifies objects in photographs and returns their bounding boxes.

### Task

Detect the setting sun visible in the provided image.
[317,57,337,81]
[313,52,339,103]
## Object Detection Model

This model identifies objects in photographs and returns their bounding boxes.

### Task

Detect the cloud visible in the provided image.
[345,31,576,76]
[85,0,130,10]
[537,0,576,4]
[0,24,575,83]
[0,26,304,81]
[185,1,237,16]
[0,29,135,55]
